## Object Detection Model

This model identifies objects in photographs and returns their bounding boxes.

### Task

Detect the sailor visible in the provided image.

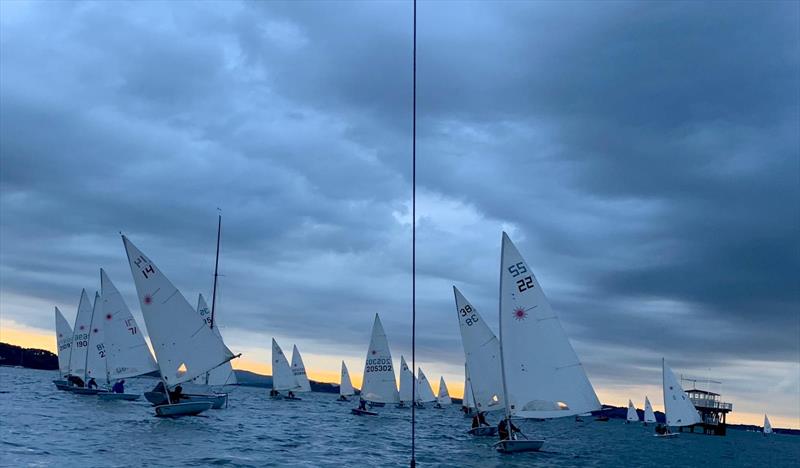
[112,379,125,394]
[288,391,295,399]
[358,398,368,411]
[498,419,520,440]
[169,385,184,402]
[87,378,98,389]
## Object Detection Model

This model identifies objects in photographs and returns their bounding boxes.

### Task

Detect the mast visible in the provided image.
[497,234,513,436]
[210,211,221,331]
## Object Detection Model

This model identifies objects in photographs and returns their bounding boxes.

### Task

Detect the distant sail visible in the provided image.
[193,294,237,386]
[416,368,437,403]
[54,307,73,377]
[453,287,504,412]
[291,345,312,392]
[499,233,601,418]
[101,269,158,380]
[662,359,702,427]
[627,399,639,422]
[69,289,93,380]
[360,314,399,404]
[764,414,773,434]
[272,338,301,392]
[340,361,354,397]
[644,396,656,423]
[399,355,415,403]
[85,292,107,382]
[437,377,452,405]
[463,363,475,409]
[122,235,236,386]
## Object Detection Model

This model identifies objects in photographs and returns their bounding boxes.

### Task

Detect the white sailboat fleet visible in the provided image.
[338,361,355,401]
[435,377,451,408]
[656,359,702,437]
[626,400,640,423]
[270,338,303,400]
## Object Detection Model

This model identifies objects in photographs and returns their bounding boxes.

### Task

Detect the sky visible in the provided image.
[1,1,798,428]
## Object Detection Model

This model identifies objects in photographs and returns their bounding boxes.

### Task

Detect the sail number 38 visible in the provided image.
[460,304,479,326]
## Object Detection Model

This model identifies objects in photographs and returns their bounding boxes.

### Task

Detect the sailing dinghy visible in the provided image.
[656,359,701,437]
[643,396,656,425]
[462,365,477,418]
[53,307,74,390]
[271,338,303,400]
[397,355,415,408]
[415,367,436,408]
[435,377,451,408]
[495,233,601,453]
[97,269,158,401]
[65,289,93,391]
[338,361,355,401]
[763,414,773,435]
[626,400,640,423]
[192,294,237,388]
[352,314,398,415]
[291,345,313,393]
[72,292,110,396]
[123,235,239,417]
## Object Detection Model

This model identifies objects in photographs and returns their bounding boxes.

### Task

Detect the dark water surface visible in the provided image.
[1,367,797,467]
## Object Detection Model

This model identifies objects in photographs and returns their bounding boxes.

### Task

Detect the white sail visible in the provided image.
[416,367,437,403]
[101,269,158,380]
[360,314,399,404]
[193,294,237,386]
[763,414,773,434]
[122,235,236,386]
[662,359,701,427]
[55,307,73,377]
[644,396,656,423]
[271,338,301,391]
[399,355,415,403]
[464,365,475,409]
[499,232,601,418]
[627,399,639,422]
[437,377,452,405]
[85,292,107,382]
[340,361,354,397]
[69,289,93,379]
[290,345,312,392]
[453,286,504,412]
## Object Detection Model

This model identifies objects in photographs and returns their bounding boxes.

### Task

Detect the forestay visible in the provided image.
[85,292,107,382]
[193,294,236,386]
[662,359,701,427]
[437,377,452,405]
[499,233,601,419]
[122,235,236,386]
[627,400,639,422]
[272,339,301,392]
[416,368,437,403]
[360,314,399,404]
[101,269,158,380]
[291,345,312,392]
[55,307,73,377]
[454,287,504,412]
[340,361,354,397]
[69,289,93,379]
[644,396,657,423]
[399,355,415,403]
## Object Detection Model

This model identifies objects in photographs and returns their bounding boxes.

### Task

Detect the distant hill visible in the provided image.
[0,342,58,370]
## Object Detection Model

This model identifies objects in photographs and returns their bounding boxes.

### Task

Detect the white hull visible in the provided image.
[145,391,226,409]
[654,432,679,438]
[155,401,212,417]
[468,426,498,437]
[70,387,109,396]
[494,439,545,453]
[98,392,140,401]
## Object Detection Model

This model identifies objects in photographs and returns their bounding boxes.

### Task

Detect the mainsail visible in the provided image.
[417,368,437,403]
[194,294,236,386]
[360,314,399,404]
[122,235,236,386]
[399,355,415,403]
[101,269,158,380]
[340,361,355,397]
[463,364,475,409]
[644,396,657,423]
[291,345,312,392]
[437,377,452,405]
[454,286,504,412]
[272,338,301,392]
[69,289,93,379]
[54,307,73,377]
[627,400,639,422]
[498,232,601,419]
[764,414,773,434]
[662,359,701,427]
[84,292,107,382]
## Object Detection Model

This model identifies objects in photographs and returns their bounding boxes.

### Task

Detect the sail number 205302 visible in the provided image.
[508,262,534,292]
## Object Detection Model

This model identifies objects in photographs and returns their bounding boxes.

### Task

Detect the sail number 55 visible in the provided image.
[460,304,479,326]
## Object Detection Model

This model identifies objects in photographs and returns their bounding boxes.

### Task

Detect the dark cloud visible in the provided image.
[1,1,797,418]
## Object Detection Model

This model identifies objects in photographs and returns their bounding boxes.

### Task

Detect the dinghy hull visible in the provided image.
[53,380,72,391]
[145,391,227,409]
[155,401,213,417]
[494,439,544,453]
[351,408,379,416]
[98,392,140,401]
[468,426,498,437]
[654,433,679,438]
[70,388,109,396]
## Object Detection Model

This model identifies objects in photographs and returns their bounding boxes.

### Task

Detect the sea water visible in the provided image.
[1,367,797,467]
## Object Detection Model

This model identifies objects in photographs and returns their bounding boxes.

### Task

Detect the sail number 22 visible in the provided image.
[508,262,534,293]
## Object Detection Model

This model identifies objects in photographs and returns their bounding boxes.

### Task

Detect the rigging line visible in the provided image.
[410,0,417,466]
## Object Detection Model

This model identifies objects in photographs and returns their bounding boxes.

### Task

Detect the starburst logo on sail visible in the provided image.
[106,314,112,320]
[513,307,527,321]
[144,295,152,305]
